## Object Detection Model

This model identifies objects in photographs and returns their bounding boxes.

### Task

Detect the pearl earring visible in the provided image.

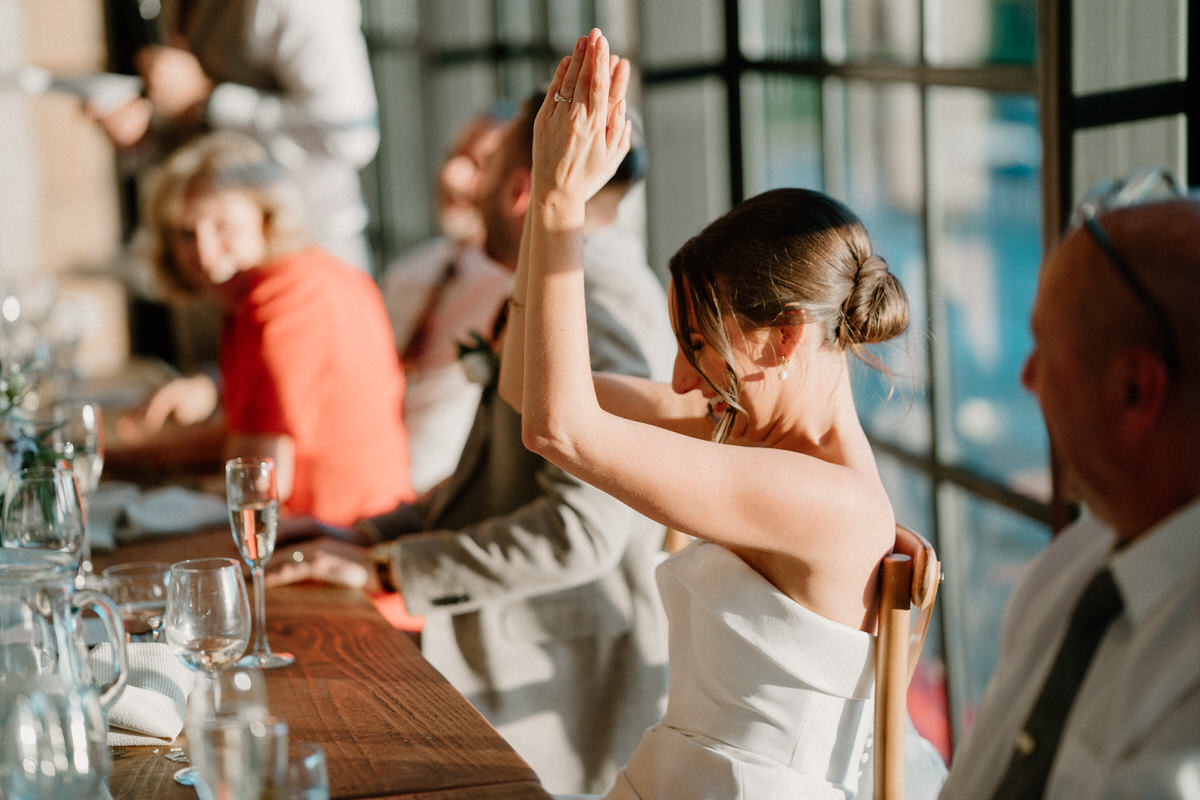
[780,356,790,381]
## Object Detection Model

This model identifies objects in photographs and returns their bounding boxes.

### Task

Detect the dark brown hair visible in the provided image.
[669,187,909,441]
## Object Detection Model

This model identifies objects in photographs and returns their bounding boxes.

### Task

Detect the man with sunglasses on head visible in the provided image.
[940,181,1200,799]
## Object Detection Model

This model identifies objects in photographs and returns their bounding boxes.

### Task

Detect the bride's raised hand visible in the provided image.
[532,29,632,212]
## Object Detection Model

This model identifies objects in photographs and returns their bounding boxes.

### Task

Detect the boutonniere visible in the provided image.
[456,330,499,386]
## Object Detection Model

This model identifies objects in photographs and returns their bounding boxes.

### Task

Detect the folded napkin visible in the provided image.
[116,486,229,542]
[89,642,196,746]
[86,482,142,551]
[89,483,229,550]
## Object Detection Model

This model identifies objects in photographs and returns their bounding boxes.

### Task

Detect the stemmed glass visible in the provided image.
[226,457,294,669]
[56,400,105,585]
[101,561,171,642]
[1,465,86,578]
[163,557,252,786]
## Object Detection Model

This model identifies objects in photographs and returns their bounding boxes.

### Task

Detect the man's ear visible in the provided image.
[1112,345,1170,440]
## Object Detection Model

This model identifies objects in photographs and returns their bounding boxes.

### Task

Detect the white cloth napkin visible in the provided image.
[89,642,196,746]
[116,486,229,542]
[88,483,229,550]
[86,482,142,551]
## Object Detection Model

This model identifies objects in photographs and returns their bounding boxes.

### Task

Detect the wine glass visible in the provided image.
[55,401,104,585]
[163,557,252,786]
[101,561,171,642]
[0,465,86,578]
[226,457,294,669]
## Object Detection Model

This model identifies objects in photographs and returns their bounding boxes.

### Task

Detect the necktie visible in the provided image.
[991,568,1124,800]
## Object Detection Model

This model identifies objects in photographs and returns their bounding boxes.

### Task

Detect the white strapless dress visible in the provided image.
[602,541,946,800]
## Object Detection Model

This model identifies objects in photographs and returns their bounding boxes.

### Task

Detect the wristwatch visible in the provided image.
[367,542,398,593]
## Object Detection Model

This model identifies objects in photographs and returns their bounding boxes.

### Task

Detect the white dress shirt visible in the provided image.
[940,498,1200,799]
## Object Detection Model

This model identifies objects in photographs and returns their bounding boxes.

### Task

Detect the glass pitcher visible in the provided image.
[0,549,128,709]
[0,550,127,797]
[0,677,110,800]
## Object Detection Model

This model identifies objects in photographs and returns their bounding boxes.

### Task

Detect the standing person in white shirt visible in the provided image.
[93,0,379,272]
[940,183,1200,798]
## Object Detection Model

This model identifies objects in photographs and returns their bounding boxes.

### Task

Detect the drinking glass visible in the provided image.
[56,401,104,585]
[1,465,86,578]
[248,717,330,800]
[101,561,170,642]
[226,457,294,669]
[275,742,330,800]
[163,558,252,786]
[186,668,270,800]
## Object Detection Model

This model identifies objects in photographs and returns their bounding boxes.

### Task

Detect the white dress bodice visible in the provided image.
[605,540,876,799]
[602,540,947,800]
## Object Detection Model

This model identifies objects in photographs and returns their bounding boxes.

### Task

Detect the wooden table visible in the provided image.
[94,528,552,800]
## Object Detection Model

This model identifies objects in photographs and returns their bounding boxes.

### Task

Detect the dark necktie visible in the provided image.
[991,568,1124,800]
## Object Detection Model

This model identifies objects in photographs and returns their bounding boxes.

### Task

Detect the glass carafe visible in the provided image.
[0,550,128,797]
[0,549,128,709]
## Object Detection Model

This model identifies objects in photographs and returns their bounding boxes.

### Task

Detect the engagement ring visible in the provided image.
[553,91,573,104]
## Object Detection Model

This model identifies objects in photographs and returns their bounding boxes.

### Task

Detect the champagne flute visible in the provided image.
[101,561,170,642]
[56,400,104,585]
[163,557,252,786]
[1,465,86,578]
[226,457,294,668]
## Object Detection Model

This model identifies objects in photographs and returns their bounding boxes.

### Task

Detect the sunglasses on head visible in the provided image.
[1067,168,1187,375]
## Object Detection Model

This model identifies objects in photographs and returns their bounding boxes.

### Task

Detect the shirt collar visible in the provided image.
[1109,496,1200,626]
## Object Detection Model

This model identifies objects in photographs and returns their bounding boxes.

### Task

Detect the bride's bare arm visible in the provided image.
[518,30,890,573]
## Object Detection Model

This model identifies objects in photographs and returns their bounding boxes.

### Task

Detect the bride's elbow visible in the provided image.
[521,411,576,463]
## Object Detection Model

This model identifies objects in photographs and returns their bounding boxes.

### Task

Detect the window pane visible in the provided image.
[924,0,1035,67]
[497,0,545,45]
[361,0,418,38]
[825,80,928,454]
[640,0,723,68]
[427,0,493,48]
[927,89,1048,499]
[740,73,822,198]
[595,0,638,55]
[1073,116,1188,205]
[368,50,429,261]
[937,484,1049,742]
[1073,0,1186,94]
[821,0,918,63]
[545,1,633,54]
[498,58,552,101]
[548,1,594,50]
[643,79,730,277]
[739,0,819,60]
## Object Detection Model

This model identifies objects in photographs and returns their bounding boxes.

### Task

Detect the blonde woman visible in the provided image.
[113,131,413,525]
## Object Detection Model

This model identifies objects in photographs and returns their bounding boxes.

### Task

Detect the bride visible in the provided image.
[499,29,946,799]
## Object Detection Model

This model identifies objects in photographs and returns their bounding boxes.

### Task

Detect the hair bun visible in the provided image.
[838,254,909,346]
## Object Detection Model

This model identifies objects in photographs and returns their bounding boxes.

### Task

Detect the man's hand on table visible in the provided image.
[265,536,378,591]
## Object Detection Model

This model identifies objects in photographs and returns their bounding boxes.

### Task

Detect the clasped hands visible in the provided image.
[532,29,633,218]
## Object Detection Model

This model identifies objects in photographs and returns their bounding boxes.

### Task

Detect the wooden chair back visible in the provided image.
[873,524,941,800]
